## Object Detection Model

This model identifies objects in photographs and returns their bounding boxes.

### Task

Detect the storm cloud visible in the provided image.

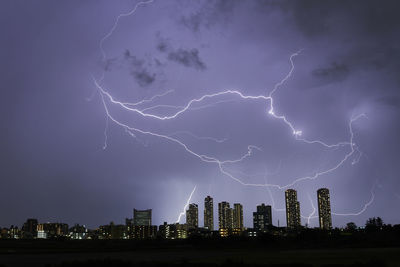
[1,0,400,230]
[156,37,206,71]
[312,62,349,83]
[123,50,156,87]
[167,48,206,71]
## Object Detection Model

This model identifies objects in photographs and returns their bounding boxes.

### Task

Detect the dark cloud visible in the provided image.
[156,36,206,71]
[124,49,144,67]
[259,0,400,88]
[167,48,206,71]
[153,58,164,67]
[277,0,336,37]
[123,49,156,87]
[100,50,157,87]
[265,0,400,38]
[312,62,349,83]
[345,45,400,74]
[156,39,169,53]
[131,70,156,87]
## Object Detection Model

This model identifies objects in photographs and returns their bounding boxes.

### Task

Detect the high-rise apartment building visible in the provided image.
[285,189,301,228]
[253,203,272,231]
[317,188,332,230]
[186,203,198,229]
[133,209,152,226]
[233,203,244,230]
[204,196,214,231]
[218,201,233,230]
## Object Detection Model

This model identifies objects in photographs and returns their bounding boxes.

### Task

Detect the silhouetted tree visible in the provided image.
[346,222,357,232]
[365,217,384,232]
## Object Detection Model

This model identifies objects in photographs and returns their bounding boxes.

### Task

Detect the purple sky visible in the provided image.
[1,0,400,229]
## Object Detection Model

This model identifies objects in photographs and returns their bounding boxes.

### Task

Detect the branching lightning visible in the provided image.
[299,182,377,222]
[103,115,109,150]
[168,131,228,144]
[176,185,197,223]
[331,182,376,217]
[99,0,154,61]
[124,89,175,107]
[305,193,316,226]
[266,182,377,224]
[94,0,375,224]
[94,56,367,189]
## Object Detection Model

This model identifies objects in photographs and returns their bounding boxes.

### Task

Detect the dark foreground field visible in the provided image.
[0,239,398,267]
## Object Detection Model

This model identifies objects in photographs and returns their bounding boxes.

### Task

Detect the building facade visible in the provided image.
[218,201,233,236]
[132,225,157,239]
[159,222,188,239]
[37,223,69,239]
[69,224,87,239]
[186,203,198,229]
[317,188,332,230]
[233,203,244,230]
[253,203,272,231]
[285,189,301,229]
[204,196,214,231]
[133,209,152,226]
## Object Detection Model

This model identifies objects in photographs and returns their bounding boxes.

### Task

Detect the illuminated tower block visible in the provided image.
[204,196,214,231]
[317,188,332,230]
[285,189,301,228]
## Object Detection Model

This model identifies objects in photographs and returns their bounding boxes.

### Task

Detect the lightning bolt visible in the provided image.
[103,114,109,150]
[98,0,155,148]
[300,182,377,222]
[140,98,237,114]
[302,194,317,226]
[264,172,377,225]
[264,174,285,213]
[176,185,197,223]
[168,131,228,144]
[123,89,175,107]
[265,187,376,227]
[94,1,374,223]
[99,0,154,62]
[93,52,365,190]
[331,182,376,217]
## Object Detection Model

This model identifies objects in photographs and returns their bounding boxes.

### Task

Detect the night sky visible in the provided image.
[1,0,400,229]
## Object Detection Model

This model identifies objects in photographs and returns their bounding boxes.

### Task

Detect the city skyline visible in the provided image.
[1,0,399,230]
[0,187,394,241]
[0,188,336,230]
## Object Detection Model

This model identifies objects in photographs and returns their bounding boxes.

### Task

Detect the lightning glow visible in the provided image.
[265,174,285,213]
[102,115,109,150]
[94,1,374,224]
[93,54,366,190]
[176,186,197,223]
[303,194,316,226]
